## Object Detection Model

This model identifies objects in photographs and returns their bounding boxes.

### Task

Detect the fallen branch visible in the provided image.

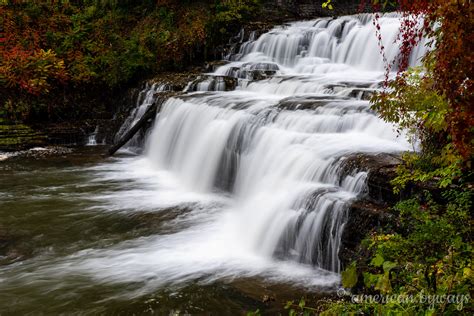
[108,97,165,156]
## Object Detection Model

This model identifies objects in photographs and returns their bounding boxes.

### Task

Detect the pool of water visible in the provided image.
[0,147,336,314]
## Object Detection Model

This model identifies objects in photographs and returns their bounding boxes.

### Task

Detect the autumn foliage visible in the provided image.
[321,2,474,315]
[368,0,473,160]
[1,48,68,95]
[0,1,261,121]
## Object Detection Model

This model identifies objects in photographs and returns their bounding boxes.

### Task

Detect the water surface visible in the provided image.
[0,148,336,314]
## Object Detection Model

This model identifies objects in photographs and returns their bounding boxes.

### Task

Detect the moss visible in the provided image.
[0,123,47,151]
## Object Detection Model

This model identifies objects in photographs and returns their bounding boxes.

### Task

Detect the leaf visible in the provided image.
[383,261,397,273]
[322,0,332,9]
[463,267,472,279]
[341,263,358,288]
[375,272,392,294]
[298,298,305,308]
[425,309,436,316]
[363,272,378,288]
[371,253,384,267]
[247,309,260,316]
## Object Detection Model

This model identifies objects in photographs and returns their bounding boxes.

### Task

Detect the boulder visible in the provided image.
[340,153,403,204]
[339,199,393,268]
[336,153,402,269]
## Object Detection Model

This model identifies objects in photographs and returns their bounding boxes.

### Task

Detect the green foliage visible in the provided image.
[341,262,358,289]
[209,0,261,40]
[371,65,467,192]
[322,0,334,10]
[329,188,473,315]
[284,298,318,316]
[246,309,260,316]
[371,67,449,146]
[0,1,225,121]
[391,144,464,193]
[214,0,261,25]
[321,3,473,313]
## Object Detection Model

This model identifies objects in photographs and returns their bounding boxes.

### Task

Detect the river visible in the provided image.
[0,13,427,314]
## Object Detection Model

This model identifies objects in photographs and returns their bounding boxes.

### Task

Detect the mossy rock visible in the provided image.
[0,123,47,151]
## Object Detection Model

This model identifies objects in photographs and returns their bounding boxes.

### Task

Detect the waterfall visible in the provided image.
[115,82,169,151]
[86,125,100,146]
[144,13,427,272]
[0,15,431,304]
[0,14,437,312]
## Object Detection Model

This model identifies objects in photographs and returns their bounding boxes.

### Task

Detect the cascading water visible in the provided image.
[86,126,100,146]
[115,82,169,151]
[0,14,429,309]
[145,13,426,272]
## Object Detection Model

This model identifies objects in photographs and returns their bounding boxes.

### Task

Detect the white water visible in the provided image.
[115,82,169,150]
[1,14,428,300]
[142,13,425,274]
[86,126,99,146]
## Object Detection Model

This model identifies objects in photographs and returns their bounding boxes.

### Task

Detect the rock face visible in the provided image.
[340,153,403,204]
[337,151,447,270]
[0,121,47,151]
[339,200,392,268]
[338,153,403,268]
[0,88,133,151]
[186,75,238,92]
[42,122,94,146]
[108,91,183,156]
[106,67,206,150]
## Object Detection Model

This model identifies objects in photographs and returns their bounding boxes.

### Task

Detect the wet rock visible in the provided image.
[223,76,239,90]
[246,63,280,72]
[106,68,204,145]
[340,153,403,204]
[221,62,279,82]
[186,75,238,92]
[262,294,276,303]
[0,146,74,161]
[337,153,402,269]
[339,199,392,268]
[242,63,279,81]
[277,96,346,111]
[108,93,182,156]
[249,69,277,81]
[42,122,92,146]
[340,152,443,204]
[204,60,230,72]
[347,88,375,100]
[338,152,443,268]
[152,70,202,92]
[338,81,375,89]
[0,122,47,151]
